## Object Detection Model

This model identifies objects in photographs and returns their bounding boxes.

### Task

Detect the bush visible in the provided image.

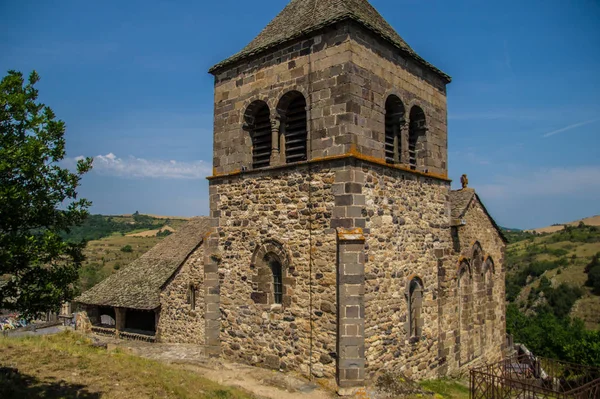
[120,245,133,253]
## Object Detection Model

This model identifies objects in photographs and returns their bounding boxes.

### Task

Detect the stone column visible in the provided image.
[400,124,409,166]
[115,307,126,337]
[204,231,221,357]
[270,117,281,166]
[336,228,366,394]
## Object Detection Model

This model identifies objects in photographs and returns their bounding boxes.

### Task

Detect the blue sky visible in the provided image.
[1,0,599,229]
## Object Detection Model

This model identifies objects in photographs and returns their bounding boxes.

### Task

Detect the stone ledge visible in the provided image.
[337,227,365,242]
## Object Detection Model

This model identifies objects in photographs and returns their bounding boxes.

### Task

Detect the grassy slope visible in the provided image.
[0,332,254,399]
[506,226,600,329]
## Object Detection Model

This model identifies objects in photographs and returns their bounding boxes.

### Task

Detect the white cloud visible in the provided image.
[68,153,212,179]
[477,166,600,200]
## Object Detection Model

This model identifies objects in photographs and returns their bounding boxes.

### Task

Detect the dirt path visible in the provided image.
[104,338,336,399]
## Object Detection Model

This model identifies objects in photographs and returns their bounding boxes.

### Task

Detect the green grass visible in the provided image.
[420,379,470,399]
[0,332,255,399]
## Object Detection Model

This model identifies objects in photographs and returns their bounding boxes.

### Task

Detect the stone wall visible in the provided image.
[446,196,506,370]
[157,245,206,345]
[361,162,452,380]
[209,164,339,378]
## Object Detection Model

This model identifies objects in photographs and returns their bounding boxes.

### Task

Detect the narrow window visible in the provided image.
[408,277,423,338]
[385,95,405,164]
[279,92,307,163]
[188,283,196,310]
[270,259,283,305]
[409,106,427,170]
[245,101,272,169]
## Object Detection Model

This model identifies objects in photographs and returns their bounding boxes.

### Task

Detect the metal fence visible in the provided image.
[470,355,600,399]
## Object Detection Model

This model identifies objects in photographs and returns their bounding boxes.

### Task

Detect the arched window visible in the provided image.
[278,91,308,164]
[471,243,485,358]
[483,256,495,348]
[244,101,272,169]
[407,277,424,338]
[458,261,472,365]
[250,240,294,307]
[408,106,427,170]
[270,258,283,305]
[384,95,405,164]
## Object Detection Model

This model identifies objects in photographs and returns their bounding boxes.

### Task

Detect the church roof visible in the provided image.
[209,0,450,82]
[76,217,212,310]
[450,188,507,243]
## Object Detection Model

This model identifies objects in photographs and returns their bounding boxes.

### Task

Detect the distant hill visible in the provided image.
[505,222,600,330]
[74,214,193,293]
[525,215,600,234]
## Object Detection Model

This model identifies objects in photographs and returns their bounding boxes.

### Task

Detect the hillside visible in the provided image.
[505,222,600,330]
[74,214,192,293]
[525,215,600,234]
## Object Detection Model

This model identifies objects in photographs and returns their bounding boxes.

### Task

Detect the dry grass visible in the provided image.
[526,215,600,234]
[0,332,255,399]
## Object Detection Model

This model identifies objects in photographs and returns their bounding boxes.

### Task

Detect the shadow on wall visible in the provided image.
[0,367,101,399]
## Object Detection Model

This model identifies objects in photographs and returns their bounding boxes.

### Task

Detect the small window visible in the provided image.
[384,95,405,164]
[270,259,283,305]
[188,283,196,310]
[408,277,424,338]
[409,106,427,170]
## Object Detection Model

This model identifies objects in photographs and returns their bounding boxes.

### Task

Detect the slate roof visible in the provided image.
[450,188,507,243]
[76,217,212,310]
[209,0,450,82]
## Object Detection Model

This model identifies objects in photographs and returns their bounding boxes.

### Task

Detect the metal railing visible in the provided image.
[90,326,156,342]
[470,355,600,399]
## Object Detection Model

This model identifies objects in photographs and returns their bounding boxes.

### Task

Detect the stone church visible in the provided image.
[77,0,507,391]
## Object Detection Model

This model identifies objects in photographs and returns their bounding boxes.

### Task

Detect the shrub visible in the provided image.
[120,245,133,253]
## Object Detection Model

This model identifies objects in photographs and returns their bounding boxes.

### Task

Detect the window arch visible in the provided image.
[471,243,485,359]
[250,240,294,307]
[406,276,424,339]
[384,95,406,164]
[408,106,427,170]
[483,256,496,349]
[277,91,308,164]
[244,100,272,169]
[458,260,472,365]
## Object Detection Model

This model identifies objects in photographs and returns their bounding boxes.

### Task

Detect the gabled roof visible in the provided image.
[76,217,212,310]
[450,188,507,243]
[209,0,450,82]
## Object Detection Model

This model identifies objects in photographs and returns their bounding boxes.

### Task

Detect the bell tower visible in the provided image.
[207,0,452,392]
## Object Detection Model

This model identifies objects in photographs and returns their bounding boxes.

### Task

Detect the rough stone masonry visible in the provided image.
[77,0,508,394]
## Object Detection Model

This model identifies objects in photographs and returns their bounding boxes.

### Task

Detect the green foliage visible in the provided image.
[585,253,600,294]
[506,304,600,366]
[547,224,600,244]
[120,245,133,253]
[502,229,539,244]
[62,214,165,242]
[156,229,173,237]
[0,70,93,318]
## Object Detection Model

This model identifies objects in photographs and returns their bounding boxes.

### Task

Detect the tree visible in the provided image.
[0,70,93,319]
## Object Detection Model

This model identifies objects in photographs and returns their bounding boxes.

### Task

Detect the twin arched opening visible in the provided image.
[384,95,428,170]
[244,91,308,170]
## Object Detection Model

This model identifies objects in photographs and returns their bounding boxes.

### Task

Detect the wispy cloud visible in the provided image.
[67,153,211,179]
[542,119,600,138]
[503,40,512,72]
[477,166,600,199]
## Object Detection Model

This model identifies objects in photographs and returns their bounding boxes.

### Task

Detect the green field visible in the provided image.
[74,214,191,293]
